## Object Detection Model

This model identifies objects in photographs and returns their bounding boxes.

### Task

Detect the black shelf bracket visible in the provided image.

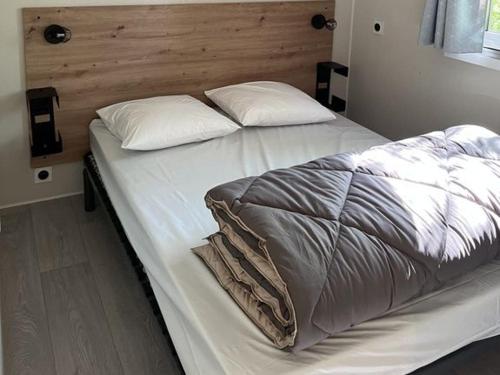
[316,61,349,112]
[26,87,63,157]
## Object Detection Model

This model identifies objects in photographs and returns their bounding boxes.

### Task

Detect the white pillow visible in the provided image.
[205,81,336,127]
[96,95,240,150]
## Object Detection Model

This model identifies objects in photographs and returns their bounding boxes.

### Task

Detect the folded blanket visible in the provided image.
[194,125,500,351]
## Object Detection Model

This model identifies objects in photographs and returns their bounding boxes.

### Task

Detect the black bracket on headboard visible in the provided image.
[316,61,349,112]
[26,87,63,157]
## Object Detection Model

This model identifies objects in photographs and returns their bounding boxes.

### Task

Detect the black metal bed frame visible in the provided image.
[83,152,185,374]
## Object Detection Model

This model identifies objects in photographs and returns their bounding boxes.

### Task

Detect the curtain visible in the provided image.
[419,0,489,53]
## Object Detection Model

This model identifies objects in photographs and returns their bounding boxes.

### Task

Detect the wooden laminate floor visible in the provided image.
[0,195,182,375]
[1,195,500,375]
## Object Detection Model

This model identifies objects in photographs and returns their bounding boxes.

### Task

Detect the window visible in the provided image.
[485,0,500,51]
[446,0,500,70]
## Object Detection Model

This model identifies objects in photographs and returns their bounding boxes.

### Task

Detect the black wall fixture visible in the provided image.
[44,24,71,44]
[26,87,63,157]
[316,61,349,112]
[311,14,337,31]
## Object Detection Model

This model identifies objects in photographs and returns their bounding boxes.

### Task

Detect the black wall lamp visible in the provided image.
[44,24,72,44]
[311,14,337,31]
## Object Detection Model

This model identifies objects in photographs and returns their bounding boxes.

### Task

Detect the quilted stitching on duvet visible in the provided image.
[203,125,500,351]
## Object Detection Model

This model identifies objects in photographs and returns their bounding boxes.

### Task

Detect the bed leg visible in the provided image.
[83,168,96,212]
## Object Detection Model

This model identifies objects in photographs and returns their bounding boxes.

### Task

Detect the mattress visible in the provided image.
[89,116,500,375]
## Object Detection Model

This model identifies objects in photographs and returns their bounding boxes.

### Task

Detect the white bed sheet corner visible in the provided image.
[89,115,500,375]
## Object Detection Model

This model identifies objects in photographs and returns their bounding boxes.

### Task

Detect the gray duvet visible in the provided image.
[194,125,500,351]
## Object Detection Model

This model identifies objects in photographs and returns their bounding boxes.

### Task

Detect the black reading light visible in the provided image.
[311,14,337,31]
[44,24,72,44]
[26,87,63,157]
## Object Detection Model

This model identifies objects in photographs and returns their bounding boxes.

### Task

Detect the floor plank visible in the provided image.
[69,194,101,225]
[78,203,181,375]
[31,197,88,272]
[0,206,57,375]
[41,263,123,375]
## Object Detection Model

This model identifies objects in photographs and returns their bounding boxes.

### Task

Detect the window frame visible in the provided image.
[445,0,500,71]
[484,31,500,51]
[485,0,500,51]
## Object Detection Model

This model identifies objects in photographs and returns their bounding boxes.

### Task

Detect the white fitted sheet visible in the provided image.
[89,116,500,375]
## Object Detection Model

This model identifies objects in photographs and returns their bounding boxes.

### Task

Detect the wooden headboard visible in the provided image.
[23,1,334,167]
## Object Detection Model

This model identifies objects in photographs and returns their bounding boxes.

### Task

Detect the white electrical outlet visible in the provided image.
[373,20,385,35]
[34,167,53,184]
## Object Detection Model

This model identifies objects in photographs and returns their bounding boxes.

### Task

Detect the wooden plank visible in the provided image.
[0,206,57,375]
[31,196,88,272]
[41,263,124,375]
[74,195,182,374]
[69,194,100,225]
[23,1,334,167]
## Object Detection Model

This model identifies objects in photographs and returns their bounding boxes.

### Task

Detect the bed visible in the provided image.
[87,115,500,375]
[22,2,500,372]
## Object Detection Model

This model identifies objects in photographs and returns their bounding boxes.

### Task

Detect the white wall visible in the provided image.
[331,0,354,101]
[348,0,500,140]
[3,0,341,208]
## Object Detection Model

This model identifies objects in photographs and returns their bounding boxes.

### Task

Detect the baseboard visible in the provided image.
[0,191,83,210]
